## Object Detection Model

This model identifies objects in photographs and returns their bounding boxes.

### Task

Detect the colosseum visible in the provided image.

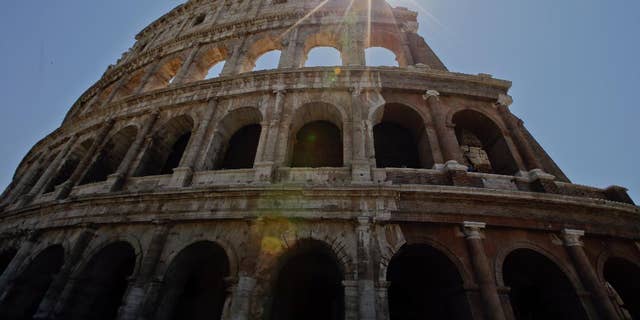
[0,0,638,319]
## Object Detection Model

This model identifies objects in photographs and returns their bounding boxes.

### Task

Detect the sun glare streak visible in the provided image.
[366,0,373,48]
[278,0,331,41]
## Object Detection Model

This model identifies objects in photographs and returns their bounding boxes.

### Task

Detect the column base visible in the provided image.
[352,161,373,184]
[254,162,276,184]
[169,167,193,188]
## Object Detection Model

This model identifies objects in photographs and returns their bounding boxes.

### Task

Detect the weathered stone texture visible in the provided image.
[0,0,638,319]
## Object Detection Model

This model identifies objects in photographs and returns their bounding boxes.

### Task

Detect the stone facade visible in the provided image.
[0,0,639,319]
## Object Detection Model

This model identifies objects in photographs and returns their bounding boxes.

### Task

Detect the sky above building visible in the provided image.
[0,0,638,201]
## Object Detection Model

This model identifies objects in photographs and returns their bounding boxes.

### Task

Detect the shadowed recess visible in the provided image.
[603,257,640,319]
[387,244,472,320]
[0,245,64,320]
[503,249,588,320]
[59,241,135,320]
[269,239,345,320]
[154,241,230,320]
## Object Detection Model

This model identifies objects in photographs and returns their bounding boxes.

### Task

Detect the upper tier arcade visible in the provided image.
[1,0,636,213]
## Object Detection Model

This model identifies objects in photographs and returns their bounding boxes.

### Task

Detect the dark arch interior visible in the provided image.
[387,244,472,320]
[0,245,64,320]
[46,139,94,192]
[160,132,191,174]
[604,257,640,319]
[269,240,345,320]
[503,249,587,320]
[217,124,261,170]
[0,248,17,276]
[154,241,230,320]
[453,110,518,175]
[80,127,138,185]
[374,104,433,169]
[135,117,193,177]
[291,121,343,168]
[61,242,135,320]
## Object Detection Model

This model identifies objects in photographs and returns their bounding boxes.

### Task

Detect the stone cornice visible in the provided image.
[1,184,637,238]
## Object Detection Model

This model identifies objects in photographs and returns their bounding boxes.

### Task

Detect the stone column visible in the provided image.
[254,89,286,182]
[34,227,96,320]
[135,62,162,95]
[495,94,543,171]
[375,281,390,320]
[172,45,201,85]
[1,150,50,207]
[278,29,301,69]
[357,217,376,320]
[23,135,79,202]
[221,39,247,76]
[101,77,128,107]
[462,222,506,320]
[343,280,359,320]
[351,88,372,183]
[170,98,219,187]
[108,112,160,191]
[0,231,40,300]
[423,90,464,165]
[562,229,620,320]
[224,276,257,320]
[117,223,171,320]
[57,120,115,200]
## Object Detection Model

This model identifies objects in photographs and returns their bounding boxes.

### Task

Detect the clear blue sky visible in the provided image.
[0,0,638,202]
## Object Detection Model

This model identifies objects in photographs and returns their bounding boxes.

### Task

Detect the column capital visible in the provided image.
[462,221,486,239]
[496,94,513,108]
[562,229,585,247]
[273,87,287,96]
[422,89,440,101]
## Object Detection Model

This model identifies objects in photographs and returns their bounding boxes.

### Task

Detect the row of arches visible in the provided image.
[31,103,521,194]
[92,41,402,109]
[0,239,638,320]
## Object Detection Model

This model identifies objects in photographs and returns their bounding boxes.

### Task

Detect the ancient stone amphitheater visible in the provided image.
[0,0,638,319]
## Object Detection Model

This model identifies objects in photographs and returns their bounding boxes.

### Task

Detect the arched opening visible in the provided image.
[387,244,472,320]
[183,47,228,82]
[292,121,342,168]
[205,61,225,79]
[60,242,136,320]
[373,104,433,168]
[253,50,281,71]
[80,126,138,185]
[218,125,261,169]
[205,108,263,171]
[305,47,343,67]
[135,116,194,177]
[113,69,145,100]
[141,56,184,92]
[365,47,399,67]
[0,249,17,276]
[289,102,344,168]
[18,152,58,197]
[366,29,409,67]
[269,240,345,320]
[603,257,640,319]
[452,110,519,175]
[154,241,230,320]
[45,139,94,193]
[503,249,588,320]
[0,245,64,320]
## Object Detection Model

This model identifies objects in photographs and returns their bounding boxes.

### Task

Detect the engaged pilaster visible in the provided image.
[562,229,620,320]
[462,222,506,320]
